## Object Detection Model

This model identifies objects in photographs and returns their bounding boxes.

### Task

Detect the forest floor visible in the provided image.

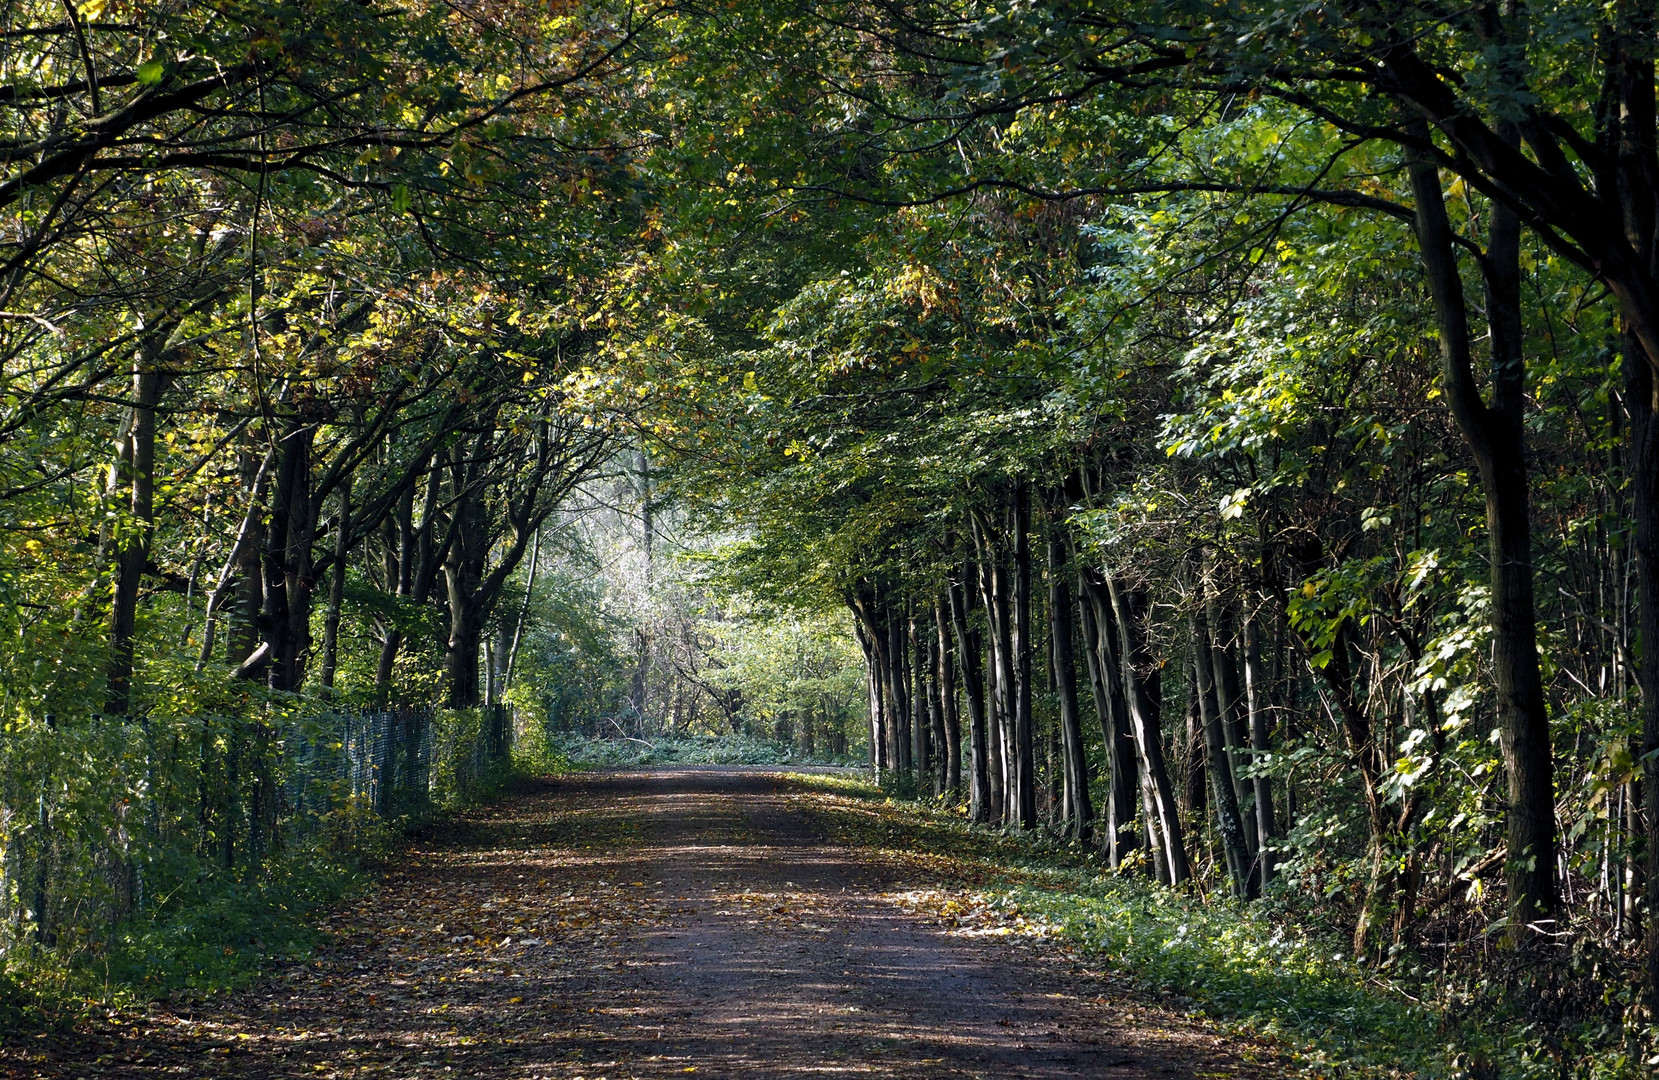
[5,768,1293,1079]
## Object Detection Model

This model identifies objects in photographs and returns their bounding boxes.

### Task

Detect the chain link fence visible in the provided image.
[0,703,511,960]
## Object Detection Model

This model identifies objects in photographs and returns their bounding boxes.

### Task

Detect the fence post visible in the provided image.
[33,713,54,946]
[418,708,432,806]
[139,714,154,915]
[376,711,395,817]
[491,704,508,764]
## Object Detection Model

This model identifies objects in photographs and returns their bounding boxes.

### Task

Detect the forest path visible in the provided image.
[17,769,1287,1079]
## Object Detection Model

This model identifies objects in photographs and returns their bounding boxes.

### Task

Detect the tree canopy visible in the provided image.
[1,0,1658,1069]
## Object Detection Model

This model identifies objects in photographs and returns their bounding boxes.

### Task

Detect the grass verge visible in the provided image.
[551,732,862,769]
[780,773,1648,1080]
[0,755,562,1037]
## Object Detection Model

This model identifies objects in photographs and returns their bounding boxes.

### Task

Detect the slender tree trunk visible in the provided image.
[910,614,931,784]
[1630,335,1659,999]
[1109,576,1190,884]
[928,657,947,796]
[105,364,165,716]
[252,423,294,686]
[935,595,963,800]
[320,475,352,691]
[254,416,317,692]
[279,424,317,693]
[1602,1,1659,1008]
[1183,665,1207,821]
[849,590,887,773]
[374,476,420,704]
[229,458,265,670]
[980,548,1015,824]
[1409,135,1558,938]
[504,526,541,690]
[949,568,991,821]
[1243,612,1278,886]
[1204,576,1256,858]
[1047,527,1093,842]
[886,611,911,774]
[1192,604,1255,899]
[1011,482,1037,829]
[197,444,276,672]
[1079,573,1139,865]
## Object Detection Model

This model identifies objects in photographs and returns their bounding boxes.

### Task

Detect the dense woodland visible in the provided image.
[1,0,1658,1070]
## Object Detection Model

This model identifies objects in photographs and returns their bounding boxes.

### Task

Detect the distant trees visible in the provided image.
[5,0,1659,1056]
[578,0,1659,1043]
[0,0,667,720]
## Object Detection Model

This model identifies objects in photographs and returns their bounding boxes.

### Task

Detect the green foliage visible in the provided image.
[0,695,517,1018]
[93,852,361,1002]
[793,785,1650,1079]
[778,771,883,798]
[428,708,513,812]
[551,733,861,768]
[512,566,632,735]
[693,601,868,753]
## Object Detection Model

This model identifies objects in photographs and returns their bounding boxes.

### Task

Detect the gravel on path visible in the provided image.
[4,768,1290,1079]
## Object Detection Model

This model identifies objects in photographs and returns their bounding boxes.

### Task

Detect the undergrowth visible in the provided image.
[551,732,862,769]
[781,773,1651,1080]
[0,749,555,1036]
[0,847,365,1035]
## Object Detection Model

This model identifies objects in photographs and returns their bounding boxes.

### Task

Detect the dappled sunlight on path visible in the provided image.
[9,769,1287,1079]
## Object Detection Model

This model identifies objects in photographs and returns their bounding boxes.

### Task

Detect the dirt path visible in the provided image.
[11,769,1287,1079]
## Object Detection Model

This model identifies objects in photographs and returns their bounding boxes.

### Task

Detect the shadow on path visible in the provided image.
[7,768,1287,1079]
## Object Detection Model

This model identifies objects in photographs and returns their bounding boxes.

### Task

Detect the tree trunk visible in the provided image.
[445,599,484,708]
[849,589,888,773]
[949,568,991,822]
[1183,665,1207,821]
[1011,481,1038,829]
[886,611,911,774]
[1108,575,1190,884]
[229,454,265,669]
[1599,4,1659,1008]
[1630,332,1659,1002]
[196,443,275,673]
[278,423,317,693]
[910,614,931,784]
[1204,576,1256,859]
[444,449,489,708]
[105,363,165,716]
[1192,605,1256,900]
[1408,136,1558,938]
[253,416,317,692]
[977,538,1015,824]
[935,595,963,800]
[1079,571,1140,866]
[374,475,421,704]
[320,475,352,691]
[504,526,541,690]
[1047,527,1094,843]
[1243,612,1278,886]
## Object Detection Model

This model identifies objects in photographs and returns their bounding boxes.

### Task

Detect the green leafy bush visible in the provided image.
[789,778,1652,1080]
[98,850,361,1000]
[551,733,862,768]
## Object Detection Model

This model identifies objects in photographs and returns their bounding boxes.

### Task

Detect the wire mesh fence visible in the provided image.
[0,703,511,959]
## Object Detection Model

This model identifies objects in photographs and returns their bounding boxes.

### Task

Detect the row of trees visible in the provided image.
[561,0,1659,1051]
[521,472,868,755]
[0,0,661,718]
[0,0,678,964]
[5,0,1659,1058]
